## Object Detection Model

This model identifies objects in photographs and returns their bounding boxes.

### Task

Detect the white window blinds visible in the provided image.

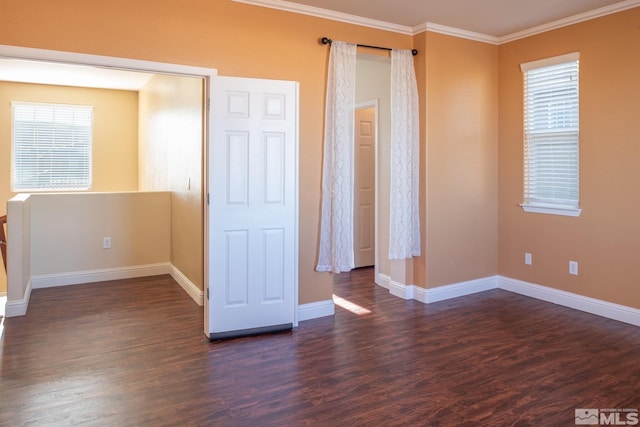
[12,102,93,191]
[521,52,580,215]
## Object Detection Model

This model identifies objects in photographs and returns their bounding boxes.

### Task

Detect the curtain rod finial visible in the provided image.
[321,37,332,45]
[412,49,418,56]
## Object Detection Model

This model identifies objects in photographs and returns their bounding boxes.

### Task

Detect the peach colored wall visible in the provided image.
[0,0,416,304]
[138,74,204,290]
[0,81,138,293]
[423,31,499,288]
[498,8,640,309]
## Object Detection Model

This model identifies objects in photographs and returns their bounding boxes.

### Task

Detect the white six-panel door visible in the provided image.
[207,76,298,339]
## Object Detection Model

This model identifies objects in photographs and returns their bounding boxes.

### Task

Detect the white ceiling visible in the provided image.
[237,0,639,39]
[0,58,154,91]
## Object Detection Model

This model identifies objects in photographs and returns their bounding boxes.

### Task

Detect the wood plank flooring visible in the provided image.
[1,269,639,426]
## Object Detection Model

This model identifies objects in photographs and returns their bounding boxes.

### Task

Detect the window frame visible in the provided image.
[11,101,94,192]
[519,52,581,217]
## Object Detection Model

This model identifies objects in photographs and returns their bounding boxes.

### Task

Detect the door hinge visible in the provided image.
[207,288,210,300]
[207,193,210,205]
[207,98,210,111]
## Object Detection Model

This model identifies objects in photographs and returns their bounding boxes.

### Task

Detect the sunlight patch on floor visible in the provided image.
[332,294,371,315]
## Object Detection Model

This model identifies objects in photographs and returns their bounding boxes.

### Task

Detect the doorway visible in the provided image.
[353,52,391,285]
[353,105,376,269]
[0,45,214,322]
[1,46,300,339]
[332,102,378,316]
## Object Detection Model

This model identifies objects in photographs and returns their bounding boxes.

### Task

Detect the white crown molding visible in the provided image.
[233,0,640,46]
[232,0,413,35]
[498,0,640,44]
[419,22,501,45]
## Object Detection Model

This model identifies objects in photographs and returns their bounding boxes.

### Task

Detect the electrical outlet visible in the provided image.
[103,237,112,249]
[569,260,578,275]
[525,252,532,265]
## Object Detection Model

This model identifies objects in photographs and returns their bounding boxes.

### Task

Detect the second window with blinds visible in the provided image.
[12,101,93,192]
[520,52,581,217]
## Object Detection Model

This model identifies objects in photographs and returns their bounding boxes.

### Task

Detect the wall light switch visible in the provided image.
[525,252,532,265]
[569,260,578,276]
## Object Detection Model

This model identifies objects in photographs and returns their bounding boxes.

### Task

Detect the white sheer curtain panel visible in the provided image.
[316,41,357,273]
[389,49,421,259]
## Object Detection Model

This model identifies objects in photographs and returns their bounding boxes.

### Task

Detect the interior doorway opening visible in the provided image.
[353,105,376,269]
[0,45,215,323]
[332,52,390,313]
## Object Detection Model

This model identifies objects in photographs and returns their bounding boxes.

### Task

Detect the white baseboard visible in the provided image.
[389,278,414,300]
[170,266,204,306]
[5,280,31,317]
[377,273,498,303]
[297,299,335,322]
[376,273,391,290]
[378,272,415,299]
[9,263,204,317]
[377,272,432,301]
[12,263,640,328]
[31,263,172,289]
[419,276,499,304]
[499,276,640,327]
[378,272,414,299]
[378,273,640,327]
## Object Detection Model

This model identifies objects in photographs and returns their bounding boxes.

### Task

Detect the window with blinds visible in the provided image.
[520,52,581,217]
[12,102,93,191]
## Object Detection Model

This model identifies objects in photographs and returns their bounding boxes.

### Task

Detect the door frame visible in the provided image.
[0,44,216,323]
[353,100,379,279]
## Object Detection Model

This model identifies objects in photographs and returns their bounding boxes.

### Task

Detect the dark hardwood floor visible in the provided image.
[1,269,639,426]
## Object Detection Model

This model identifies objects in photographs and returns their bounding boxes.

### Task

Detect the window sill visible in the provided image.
[520,203,582,217]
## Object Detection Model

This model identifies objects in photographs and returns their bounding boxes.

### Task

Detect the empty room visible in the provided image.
[1,0,639,425]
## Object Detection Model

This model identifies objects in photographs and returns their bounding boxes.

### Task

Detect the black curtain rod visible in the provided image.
[321,37,418,56]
